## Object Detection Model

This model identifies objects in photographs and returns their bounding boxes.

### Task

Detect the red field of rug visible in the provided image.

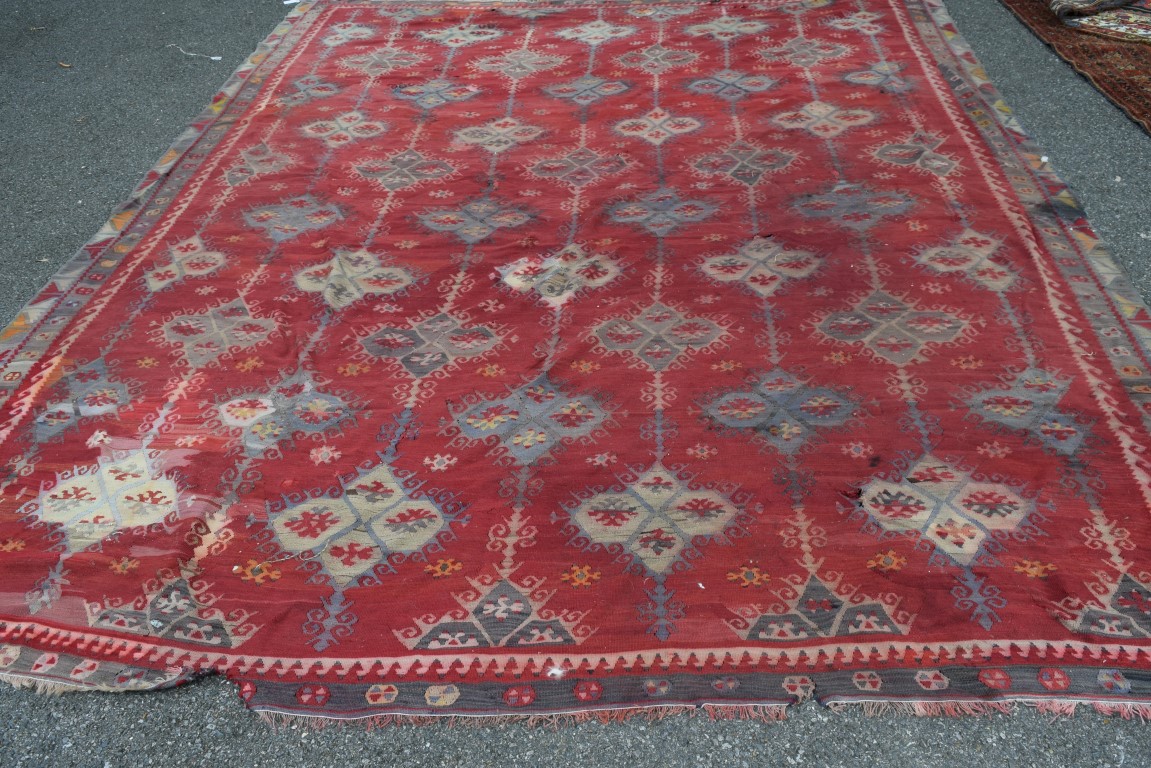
[2,0,1151,722]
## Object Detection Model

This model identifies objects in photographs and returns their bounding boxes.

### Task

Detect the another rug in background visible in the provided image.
[1051,0,1151,43]
[2,0,1151,722]
[1001,0,1151,133]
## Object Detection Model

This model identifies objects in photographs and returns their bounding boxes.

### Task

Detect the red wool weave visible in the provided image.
[2,0,1151,720]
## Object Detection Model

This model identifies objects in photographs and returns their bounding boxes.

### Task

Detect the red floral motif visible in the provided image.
[283,509,340,539]
[329,542,376,567]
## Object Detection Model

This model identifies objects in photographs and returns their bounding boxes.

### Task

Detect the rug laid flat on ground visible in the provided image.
[3,0,1151,722]
[1000,0,1151,133]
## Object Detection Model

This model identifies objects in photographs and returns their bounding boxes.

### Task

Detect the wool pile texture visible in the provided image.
[2,0,1151,722]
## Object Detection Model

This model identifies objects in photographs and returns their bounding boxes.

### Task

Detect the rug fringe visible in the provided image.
[828,700,1017,718]
[1092,702,1151,722]
[0,671,85,696]
[255,703,789,729]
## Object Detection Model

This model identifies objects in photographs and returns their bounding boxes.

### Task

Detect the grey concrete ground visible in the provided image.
[1,0,1150,765]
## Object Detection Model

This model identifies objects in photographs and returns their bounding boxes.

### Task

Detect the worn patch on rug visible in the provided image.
[2,0,1151,722]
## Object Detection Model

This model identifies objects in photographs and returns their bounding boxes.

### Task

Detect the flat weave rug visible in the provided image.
[3,0,1151,723]
[1000,0,1151,134]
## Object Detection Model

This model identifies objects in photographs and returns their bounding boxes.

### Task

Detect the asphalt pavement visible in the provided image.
[1,1,1150,766]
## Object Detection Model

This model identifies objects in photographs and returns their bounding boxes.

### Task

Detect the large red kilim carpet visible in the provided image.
[3,0,1151,722]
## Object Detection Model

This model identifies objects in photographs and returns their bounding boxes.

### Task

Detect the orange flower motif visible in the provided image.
[234,559,282,585]
[425,559,462,579]
[1014,560,1057,578]
[0,538,26,553]
[711,360,742,372]
[570,360,601,374]
[824,351,851,365]
[561,564,601,588]
[109,557,140,574]
[235,357,263,373]
[338,362,371,377]
[478,364,506,378]
[868,550,907,573]
[727,565,769,588]
[951,356,983,370]
[136,357,159,368]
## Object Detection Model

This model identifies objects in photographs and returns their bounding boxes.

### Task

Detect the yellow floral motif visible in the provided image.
[234,559,282,585]
[1014,560,1057,578]
[711,360,742,372]
[109,557,140,574]
[479,364,507,378]
[769,421,802,441]
[824,351,852,365]
[338,362,372,377]
[952,356,983,370]
[511,428,548,448]
[251,422,283,440]
[425,558,462,578]
[466,405,518,431]
[561,564,601,588]
[570,359,601,374]
[726,565,769,588]
[0,538,26,553]
[137,357,159,369]
[235,357,263,373]
[868,550,907,572]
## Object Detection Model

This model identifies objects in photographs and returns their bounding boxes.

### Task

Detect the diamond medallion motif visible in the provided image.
[566,464,743,575]
[816,291,968,365]
[454,375,608,465]
[701,236,822,297]
[362,314,500,377]
[854,456,1038,567]
[702,369,855,453]
[595,303,724,371]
